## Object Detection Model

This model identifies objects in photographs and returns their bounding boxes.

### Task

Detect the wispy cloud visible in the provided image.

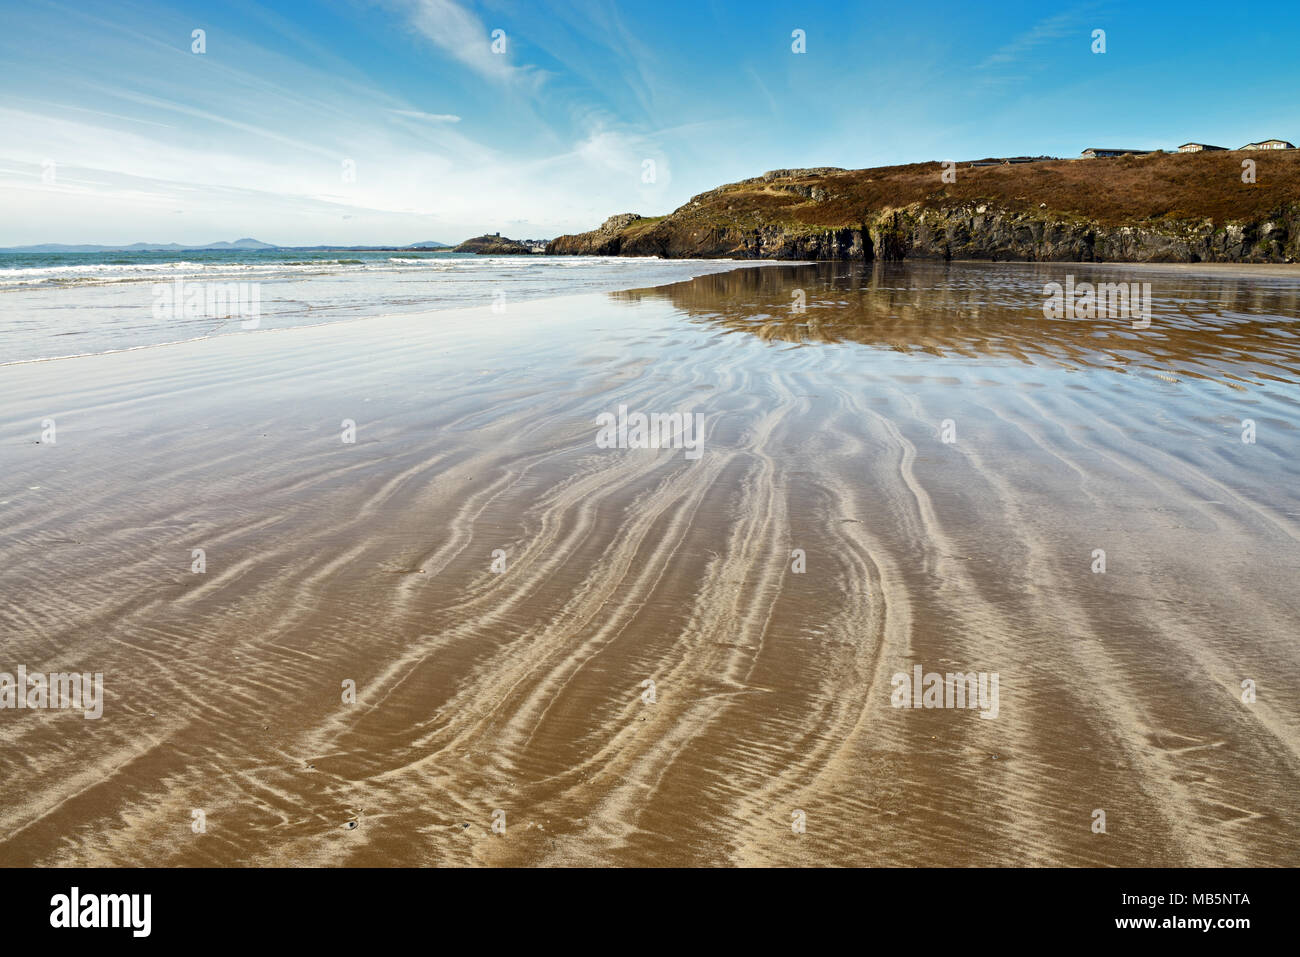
[978,5,1100,70]
[386,109,461,123]
[396,0,544,90]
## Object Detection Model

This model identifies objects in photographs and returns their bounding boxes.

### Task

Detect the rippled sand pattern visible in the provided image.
[1,263,1298,866]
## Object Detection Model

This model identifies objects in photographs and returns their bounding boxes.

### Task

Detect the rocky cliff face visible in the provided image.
[546,214,645,255]
[549,204,1300,263]
[871,204,1299,263]
[546,155,1300,263]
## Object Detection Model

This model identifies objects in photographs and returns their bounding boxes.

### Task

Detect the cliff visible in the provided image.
[546,152,1300,263]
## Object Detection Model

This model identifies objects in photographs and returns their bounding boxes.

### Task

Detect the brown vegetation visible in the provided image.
[549,151,1300,262]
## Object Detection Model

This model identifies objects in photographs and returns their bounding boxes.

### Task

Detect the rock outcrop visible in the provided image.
[546,154,1300,263]
[546,214,645,255]
[453,234,546,254]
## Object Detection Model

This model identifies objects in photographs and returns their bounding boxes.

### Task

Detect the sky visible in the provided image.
[1,0,1298,246]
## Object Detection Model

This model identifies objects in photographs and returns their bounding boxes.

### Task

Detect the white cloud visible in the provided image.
[386,109,461,123]
[398,0,543,90]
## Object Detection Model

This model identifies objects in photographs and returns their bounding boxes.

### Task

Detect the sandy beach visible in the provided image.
[1,260,1298,867]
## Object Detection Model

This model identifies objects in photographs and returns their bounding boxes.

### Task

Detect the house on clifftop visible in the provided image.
[1240,139,1295,150]
[1080,147,1161,158]
[1177,143,1227,152]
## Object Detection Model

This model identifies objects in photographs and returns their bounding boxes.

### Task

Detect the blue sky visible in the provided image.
[2,0,1297,245]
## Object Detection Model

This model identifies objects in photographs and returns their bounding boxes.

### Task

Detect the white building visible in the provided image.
[1240,139,1295,150]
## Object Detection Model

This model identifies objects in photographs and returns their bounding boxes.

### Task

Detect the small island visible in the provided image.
[453,233,547,254]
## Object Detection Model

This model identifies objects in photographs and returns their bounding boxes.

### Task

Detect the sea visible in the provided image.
[0,248,768,364]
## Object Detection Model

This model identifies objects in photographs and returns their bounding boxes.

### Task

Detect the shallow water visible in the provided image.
[0,261,1297,866]
[0,250,776,363]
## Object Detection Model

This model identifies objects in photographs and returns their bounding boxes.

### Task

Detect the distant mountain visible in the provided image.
[2,238,279,253]
[206,238,277,249]
[404,240,451,249]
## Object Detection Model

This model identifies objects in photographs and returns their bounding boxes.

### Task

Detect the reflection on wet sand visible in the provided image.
[1,262,1298,867]
[617,261,1300,388]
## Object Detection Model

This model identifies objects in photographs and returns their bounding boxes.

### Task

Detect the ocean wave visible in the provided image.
[0,260,357,287]
[0,253,766,289]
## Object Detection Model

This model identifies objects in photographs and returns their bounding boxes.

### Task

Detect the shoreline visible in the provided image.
[10,257,1298,369]
[0,257,804,367]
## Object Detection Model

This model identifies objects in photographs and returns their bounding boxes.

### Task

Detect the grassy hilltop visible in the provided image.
[548,151,1300,263]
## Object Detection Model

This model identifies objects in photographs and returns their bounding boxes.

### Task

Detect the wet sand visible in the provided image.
[1,260,1298,866]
